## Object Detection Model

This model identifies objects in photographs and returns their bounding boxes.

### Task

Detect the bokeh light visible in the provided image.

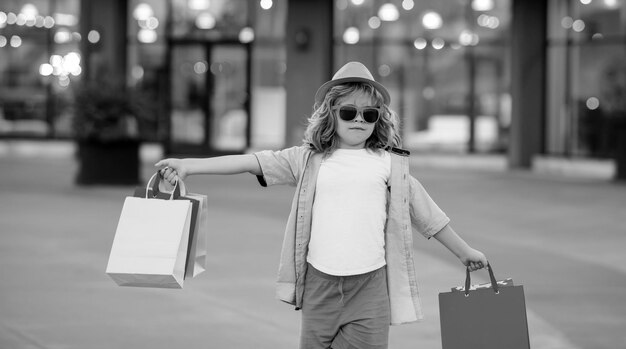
[138,29,157,43]
[87,30,100,43]
[239,27,255,43]
[10,35,22,48]
[422,11,443,30]
[432,37,445,49]
[413,37,427,50]
[195,12,216,29]
[586,97,600,110]
[343,27,360,44]
[133,3,154,21]
[368,16,381,29]
[378,3,399,21]
[260,0,273,10]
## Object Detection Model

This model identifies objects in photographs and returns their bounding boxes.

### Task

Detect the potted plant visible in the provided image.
[72,78,157,185]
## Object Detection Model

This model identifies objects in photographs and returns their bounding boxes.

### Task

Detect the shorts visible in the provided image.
[299,264,391,349]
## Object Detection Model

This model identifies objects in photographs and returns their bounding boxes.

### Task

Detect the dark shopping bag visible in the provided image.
[133,173,207,279]
[438,264,530,349]
[184,192,208,277]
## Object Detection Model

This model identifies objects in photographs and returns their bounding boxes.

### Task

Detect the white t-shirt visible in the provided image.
[307,148,391,276]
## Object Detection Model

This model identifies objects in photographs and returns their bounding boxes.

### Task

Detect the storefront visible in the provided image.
[332,0,512,154]
[129,0,288,155]
[0,0,288,155]
[0,0,624,166]
[0,0,81,139]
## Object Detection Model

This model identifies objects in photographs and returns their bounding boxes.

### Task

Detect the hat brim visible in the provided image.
[315,77,391,106]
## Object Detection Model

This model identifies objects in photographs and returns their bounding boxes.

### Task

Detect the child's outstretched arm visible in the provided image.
[155,154,262,185]
[434,224,488,272]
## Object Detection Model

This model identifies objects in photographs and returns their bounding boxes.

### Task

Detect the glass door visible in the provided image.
[208,45,250,151]
[168,43,250,155]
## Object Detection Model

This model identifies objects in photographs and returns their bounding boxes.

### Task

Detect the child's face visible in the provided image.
[333,91,377,149]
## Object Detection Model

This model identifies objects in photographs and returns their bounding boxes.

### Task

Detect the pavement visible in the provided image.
[1,148,625,349]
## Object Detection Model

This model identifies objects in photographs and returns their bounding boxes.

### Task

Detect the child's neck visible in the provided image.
[337,143,367,150]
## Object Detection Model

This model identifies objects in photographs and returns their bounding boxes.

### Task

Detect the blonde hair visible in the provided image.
[303,82,402,154]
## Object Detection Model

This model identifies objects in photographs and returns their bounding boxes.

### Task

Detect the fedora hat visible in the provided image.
[315,61,391,106]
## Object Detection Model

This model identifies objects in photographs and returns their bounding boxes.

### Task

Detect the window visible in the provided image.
[547,0,625,158]
[0,0,81,138]
[334,0,512,153]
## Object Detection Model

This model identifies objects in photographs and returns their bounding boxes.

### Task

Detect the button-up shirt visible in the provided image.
[254,145,450,325]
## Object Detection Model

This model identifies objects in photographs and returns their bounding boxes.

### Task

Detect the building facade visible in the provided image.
[0,0,624,171]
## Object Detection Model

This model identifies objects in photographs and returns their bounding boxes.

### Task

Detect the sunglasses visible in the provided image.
[332,105,382,124]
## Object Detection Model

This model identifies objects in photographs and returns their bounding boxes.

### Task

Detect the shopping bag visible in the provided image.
[184,192,208,278]
[438,264,530,349]
[133,175,207,278]
[106,174,192,288]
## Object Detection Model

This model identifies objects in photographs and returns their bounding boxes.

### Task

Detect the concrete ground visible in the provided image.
[0,151,625,349]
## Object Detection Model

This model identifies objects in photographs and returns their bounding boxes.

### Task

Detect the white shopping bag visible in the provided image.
[106,181,192,288]
[133,175,208,279]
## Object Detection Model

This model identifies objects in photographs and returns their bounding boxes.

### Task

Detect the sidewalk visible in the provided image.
[0,139,617,180]
[1,152,624,348]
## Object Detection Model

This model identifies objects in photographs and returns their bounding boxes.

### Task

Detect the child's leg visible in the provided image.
[300,264,390,349]
[330,266,390,349]
[300,265,343,348]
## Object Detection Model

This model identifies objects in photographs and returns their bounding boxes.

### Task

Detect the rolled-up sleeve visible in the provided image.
[253,146,310,187]
[409,175,451,239]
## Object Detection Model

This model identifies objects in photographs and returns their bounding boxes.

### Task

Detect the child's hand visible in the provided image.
[155,158,187,186]
[460,248,488,272]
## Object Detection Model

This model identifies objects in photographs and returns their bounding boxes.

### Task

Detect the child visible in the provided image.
[156,61,488,349]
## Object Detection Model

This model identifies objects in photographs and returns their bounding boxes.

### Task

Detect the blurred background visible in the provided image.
[1,0,626,348]
[0,0,624,177]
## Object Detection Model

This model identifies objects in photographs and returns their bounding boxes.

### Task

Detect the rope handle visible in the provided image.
[145,169,187,200]
[464,263,499,297]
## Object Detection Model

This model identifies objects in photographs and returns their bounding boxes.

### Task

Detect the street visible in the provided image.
[0,154,625,349]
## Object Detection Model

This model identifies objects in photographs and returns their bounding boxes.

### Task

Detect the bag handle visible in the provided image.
[145,171,187,200]
[464,263,499,297]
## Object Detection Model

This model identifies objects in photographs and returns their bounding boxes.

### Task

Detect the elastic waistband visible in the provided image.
[306,263,386,282]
